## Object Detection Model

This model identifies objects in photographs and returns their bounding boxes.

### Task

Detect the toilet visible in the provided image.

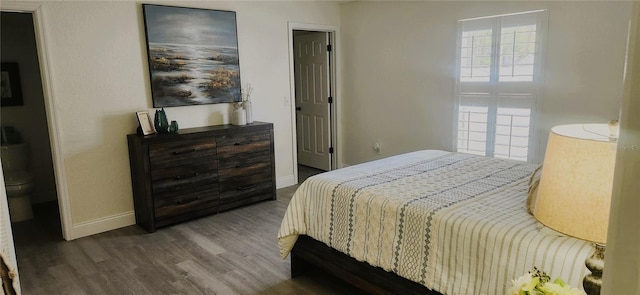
[1,143,34,222]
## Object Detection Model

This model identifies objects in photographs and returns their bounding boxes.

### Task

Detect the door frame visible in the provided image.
[1,1,74,240]
[288,22,341,183]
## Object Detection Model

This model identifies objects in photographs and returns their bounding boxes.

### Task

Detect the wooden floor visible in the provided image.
[11,166,366,295]
[297,165,325,183]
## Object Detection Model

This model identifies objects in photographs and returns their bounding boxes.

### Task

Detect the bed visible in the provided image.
[278,150,593,295]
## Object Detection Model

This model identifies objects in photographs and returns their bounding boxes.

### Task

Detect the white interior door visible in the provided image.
[294,31,331,171]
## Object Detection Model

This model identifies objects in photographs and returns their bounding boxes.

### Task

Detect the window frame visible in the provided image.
[453,10,548,163]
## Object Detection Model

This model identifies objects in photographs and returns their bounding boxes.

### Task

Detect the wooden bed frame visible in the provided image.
[291,235,442,295]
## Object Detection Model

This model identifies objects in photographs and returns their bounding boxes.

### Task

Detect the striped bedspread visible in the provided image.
[278,150,593,295]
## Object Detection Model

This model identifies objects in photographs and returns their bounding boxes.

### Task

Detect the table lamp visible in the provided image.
[533,123,617,295]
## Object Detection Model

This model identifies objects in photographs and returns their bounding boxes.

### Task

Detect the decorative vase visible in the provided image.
[154,108,169,133]
[244,100,253,124]
[169,120,179,134]
[154,110,161,132]
[231,103,246,125]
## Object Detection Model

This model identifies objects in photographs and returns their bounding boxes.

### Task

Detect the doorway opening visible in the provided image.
[290,25,338,184]
[1,12,63,245]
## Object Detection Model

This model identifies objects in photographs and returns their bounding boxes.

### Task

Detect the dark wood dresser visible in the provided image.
[127,122,276,232]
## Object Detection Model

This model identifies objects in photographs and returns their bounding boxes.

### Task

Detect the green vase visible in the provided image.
[169,120,179,134]
[154,110,161,132]
[154,108,169,133]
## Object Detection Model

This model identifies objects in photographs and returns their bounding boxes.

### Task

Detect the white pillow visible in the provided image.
[526,165,542,215]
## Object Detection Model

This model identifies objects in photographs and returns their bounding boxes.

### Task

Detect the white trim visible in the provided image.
[1,1,74,240]
[0,1,41,12]
[287,22,341,183]
[68,211,135,240]
[276,175,296,189]
[459,9,546,22]
[602,3,640,293]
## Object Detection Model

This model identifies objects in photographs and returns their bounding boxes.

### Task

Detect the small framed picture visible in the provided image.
[136,111,156,135]
[1,62,24,107]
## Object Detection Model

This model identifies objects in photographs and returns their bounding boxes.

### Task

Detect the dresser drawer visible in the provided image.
[154,187,220,222]
[149,138,216,169]
[217,131,271,158]
[151,171,219,198]
[218,172,272,192]
[218,159,272,182]
[151,161,218,182]
[218,174,273,209]
[216,130,270,147]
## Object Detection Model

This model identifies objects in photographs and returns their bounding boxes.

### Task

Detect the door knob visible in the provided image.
[296,107,301,111]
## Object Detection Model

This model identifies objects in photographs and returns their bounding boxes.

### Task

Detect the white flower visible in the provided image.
[510,268,584,295]
[508,273,537,295]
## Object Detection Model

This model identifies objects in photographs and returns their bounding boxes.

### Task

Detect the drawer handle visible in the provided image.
[176,196,201,204]
[175,172,200,180]
[173,148,197,155]
[233,140,254,146]
[237,184,255,191]
[235,163,254,168]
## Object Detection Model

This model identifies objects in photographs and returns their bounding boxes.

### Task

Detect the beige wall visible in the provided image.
[339,1,630,165]
[26,1,340,238]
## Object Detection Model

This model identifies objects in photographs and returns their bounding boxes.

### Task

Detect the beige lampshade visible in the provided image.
[533,124,617,244]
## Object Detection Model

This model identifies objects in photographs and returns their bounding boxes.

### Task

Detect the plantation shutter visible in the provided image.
[455,10,546,162]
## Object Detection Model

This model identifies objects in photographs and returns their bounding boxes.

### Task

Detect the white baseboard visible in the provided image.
[68,211,136,240]
[277,175,296,189]
[66,175,298,240]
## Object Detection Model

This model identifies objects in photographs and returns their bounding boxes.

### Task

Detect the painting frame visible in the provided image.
[1,63,24,107]
[142,4,242,108]
[136,111,156,135]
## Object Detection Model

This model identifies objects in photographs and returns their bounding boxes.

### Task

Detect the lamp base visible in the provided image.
[583,243,605,295]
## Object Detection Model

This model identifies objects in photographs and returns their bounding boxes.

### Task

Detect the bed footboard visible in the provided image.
[291,235,441,295]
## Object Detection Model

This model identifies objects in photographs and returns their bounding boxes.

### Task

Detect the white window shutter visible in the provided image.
[455,10,547,162]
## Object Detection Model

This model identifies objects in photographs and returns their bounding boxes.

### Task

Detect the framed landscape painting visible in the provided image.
[142,4,242,107]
